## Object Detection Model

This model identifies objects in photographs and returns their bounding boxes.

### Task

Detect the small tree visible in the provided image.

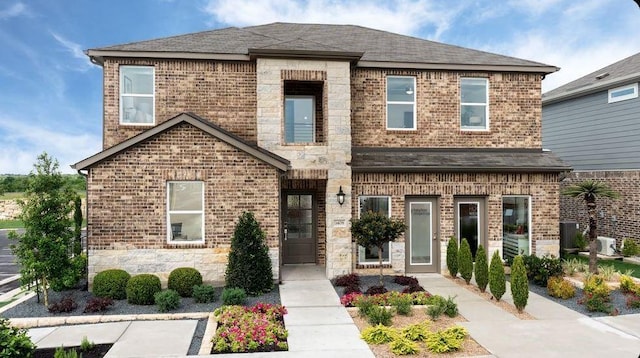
[73,196,83,256]
[446,237,459,278]
[489,251,506,301]
[511,255,529,312]
[9,153,79,306]
[225,212,273,295]
[458,238,473,284]
[562,180,619,274]
[351,211,406,287]
[474,244,489,292]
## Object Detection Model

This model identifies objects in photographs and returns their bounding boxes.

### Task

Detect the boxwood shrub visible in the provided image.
[126,274,162,305]
[92,269,131,300]
[168,267,203,297]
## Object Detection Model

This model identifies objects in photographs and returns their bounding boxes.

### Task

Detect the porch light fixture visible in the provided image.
[337,186,346,206]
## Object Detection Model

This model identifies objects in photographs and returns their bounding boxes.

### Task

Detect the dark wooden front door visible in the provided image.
[283,193,316,264]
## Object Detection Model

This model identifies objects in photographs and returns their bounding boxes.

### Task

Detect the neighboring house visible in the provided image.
[74,23,568,285]
[543,52,640,247]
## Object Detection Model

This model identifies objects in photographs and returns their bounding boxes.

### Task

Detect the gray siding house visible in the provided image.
[542,52,640,244]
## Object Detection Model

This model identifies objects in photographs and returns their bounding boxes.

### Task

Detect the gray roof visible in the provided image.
[72,113,290,171]
[543,52,640,104]
[88,22,557,73]
[351,147,570,173]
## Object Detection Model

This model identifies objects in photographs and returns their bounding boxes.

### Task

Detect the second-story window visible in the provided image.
[460,78,489,130]
[284,96,315,143]
[120,66,154,125]
[387,76,416,130]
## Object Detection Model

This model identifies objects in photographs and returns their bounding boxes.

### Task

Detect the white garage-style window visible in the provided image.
[358,196,391,264]
[460,78,489,130]
[120,66,155,125]
[167,181,204,243]
[387,76,416,130]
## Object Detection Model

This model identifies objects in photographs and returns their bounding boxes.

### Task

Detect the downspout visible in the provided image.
[77,169,89,290]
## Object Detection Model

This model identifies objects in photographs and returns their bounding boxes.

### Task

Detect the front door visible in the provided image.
[454,197,486,260]
[283,193,316,264]
[405,197,439,273]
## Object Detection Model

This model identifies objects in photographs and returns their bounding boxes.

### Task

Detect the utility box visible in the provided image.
[560,221,578,249]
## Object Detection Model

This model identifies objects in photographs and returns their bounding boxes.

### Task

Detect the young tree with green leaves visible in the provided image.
[9,153,83,306]
[562,180,619,274]
[351,211,406,287]
[73,196,83,256]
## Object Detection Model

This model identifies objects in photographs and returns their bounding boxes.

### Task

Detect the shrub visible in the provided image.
[442,296,459,318]
[426,303,446,320]
[54,347,79,358]
[355,295,377,317]
[393,275,419,286]
[193,284,217,303]
[574,232,588,251]
[523,254,563,287]
[340,292,363,307]
[597,265,616,281]
[80,336,95,351]
[562,258,587,276]
[511,255,529,313]
[361,324,399,344]
[626,294,640,309]
[155,289,181,312]
[92,269,131,300]
[390,338,420,355]
[579,275,613,314]
[474,245,489,292]
[334,273,360,287]
[458,238,473,284]
[225,212,273,295]
[343,284,362,295]
[401,322,430,342]
[547,277,576,299]
[366,306,393,326]
[0,318,36,357]
[168,267,202,297]
[83,297,114,313]
[365,285,388,295]
[446,237,459,277]
[402,283,425,294]
[583,275,611,297]
[489,251,506,301]
[48,296,77,313]
[619,275,638,294]
[126,274,162,305]
[622,238,640,257]
[221,287,247,305]
[390,294,413,316]
[425,326,467,353]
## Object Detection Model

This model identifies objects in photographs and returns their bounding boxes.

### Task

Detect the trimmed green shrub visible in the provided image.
[547,277,576,299]
[474,245,489,292]
[92,269,131,300]
[0,318,36,357]
[168,267,203,297]
[154,289,181,312]
[390,294,413,316]
[366,306,393,326]
[442,296,458,318]
[511,255,529,312]
[489,251,506,301]
[126,274,161,305]
[426,303,446,320]
[221,287,247,305]
[425,326,467,353]
[446,237,459,277]
[193,284,217,303]
[622,238,640,257]
[225,212,273,295]
[458,238,473,284]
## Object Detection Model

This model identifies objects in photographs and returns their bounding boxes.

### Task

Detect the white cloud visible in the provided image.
[0,2,27,20]
[51,32,93,72]
[507,0,566,16]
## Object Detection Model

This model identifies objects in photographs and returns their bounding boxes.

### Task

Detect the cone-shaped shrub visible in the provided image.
[474,245,489,292]
[446,237,459,278]
[458,238,473,284]
[225,212,273,295]
[489,251,506,301]
[511,255,529,312]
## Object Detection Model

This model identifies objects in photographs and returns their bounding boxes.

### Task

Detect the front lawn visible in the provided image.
[0,220,24,229]
[564,254,640,279]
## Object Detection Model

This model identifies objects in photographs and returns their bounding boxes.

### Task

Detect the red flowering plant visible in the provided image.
[212,303,288,353]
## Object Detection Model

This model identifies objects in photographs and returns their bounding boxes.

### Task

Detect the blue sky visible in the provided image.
[1,0,639,174]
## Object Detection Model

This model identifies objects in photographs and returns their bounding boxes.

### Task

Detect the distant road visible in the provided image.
[0,229,21,294]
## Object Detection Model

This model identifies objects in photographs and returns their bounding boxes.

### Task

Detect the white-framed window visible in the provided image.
[120,66,155,125]
[460,78,489,130]
[502,196,531,261]
[386,76,416,130]
[167,181,204,243]
[358,196,391,264]
[608,83,638,103]
[284,96,315,143]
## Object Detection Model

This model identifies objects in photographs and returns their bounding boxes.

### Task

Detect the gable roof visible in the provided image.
[72,113,290,171]
[543,52,640,104]
[87,22,557,74]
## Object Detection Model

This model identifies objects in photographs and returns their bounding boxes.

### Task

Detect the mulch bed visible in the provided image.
[33,344,112,358]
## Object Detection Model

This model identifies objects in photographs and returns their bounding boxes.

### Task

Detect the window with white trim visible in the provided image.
[460,78,489,130]
[358,196,391,264]
[502,196,530,261]
[120,66,154,125]
[386,76,416,130]
[167,181,204,243]
[608,83,638,103]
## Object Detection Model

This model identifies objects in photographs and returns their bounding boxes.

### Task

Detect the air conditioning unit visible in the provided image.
[596,237,616,256]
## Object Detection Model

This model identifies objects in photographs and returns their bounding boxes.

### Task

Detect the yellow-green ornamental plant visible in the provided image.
[474,245,489,292]
[458,238,473,284]
[510,255,529,312]
[446,237,459,278]
[489,251,506,301]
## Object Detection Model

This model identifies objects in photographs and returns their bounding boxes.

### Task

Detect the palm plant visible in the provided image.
[562,180,619,273]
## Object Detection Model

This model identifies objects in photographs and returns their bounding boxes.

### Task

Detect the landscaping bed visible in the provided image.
[33,343,112,358]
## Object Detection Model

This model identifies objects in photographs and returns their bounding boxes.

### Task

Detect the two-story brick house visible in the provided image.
[74,23,569,285]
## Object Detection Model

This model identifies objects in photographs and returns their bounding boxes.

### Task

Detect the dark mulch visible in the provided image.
[332,274,410,296]
[33,344,112,358]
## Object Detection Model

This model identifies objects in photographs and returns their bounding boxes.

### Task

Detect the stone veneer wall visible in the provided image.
[560,170,640,245]
[87,122,281,284]
[351,69,542,148]
[352,172,562,274]
[256,59,352,279]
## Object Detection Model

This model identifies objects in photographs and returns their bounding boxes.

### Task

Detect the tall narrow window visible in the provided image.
[120,66,154,125]
[502,196,530,261]
[284,96,315,143]
[387,76,416,130]
[460,78,488,130]
[167,181,204,243]
[358,196,391,264]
